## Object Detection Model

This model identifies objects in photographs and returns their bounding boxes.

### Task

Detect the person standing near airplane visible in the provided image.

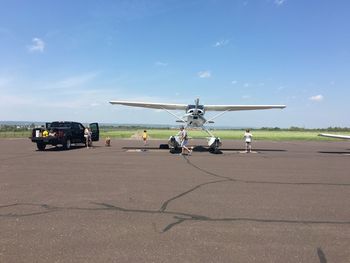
[244,129,253,153]
[142,130,148,146]
[179,126,192,155]
[84,127,91,148]
[88,128,93,147]
[84,127,89,148]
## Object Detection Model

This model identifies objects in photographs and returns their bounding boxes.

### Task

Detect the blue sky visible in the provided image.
[0,0,349,128]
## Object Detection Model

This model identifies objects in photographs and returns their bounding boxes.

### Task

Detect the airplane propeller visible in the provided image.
[194,98,200,115]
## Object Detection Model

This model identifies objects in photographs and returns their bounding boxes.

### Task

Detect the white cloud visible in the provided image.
[274,0,286,6]
[213,39,229,48]
[309,94,324,102]
[198,71,211,78]
[231,80,238,85]
[57,72,98,88]
[28,37,45,53]
[155,61,168,67]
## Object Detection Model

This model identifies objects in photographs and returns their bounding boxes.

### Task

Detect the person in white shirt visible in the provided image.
[244,129,253,153]
[178,126,192,155]
[84,127,90,148]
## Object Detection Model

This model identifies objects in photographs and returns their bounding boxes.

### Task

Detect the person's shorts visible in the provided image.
[181,139,188,147]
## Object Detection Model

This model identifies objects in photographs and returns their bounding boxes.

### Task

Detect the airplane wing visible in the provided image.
[318,133,350,139]
[204,105,286,111]
[109,100,187,110]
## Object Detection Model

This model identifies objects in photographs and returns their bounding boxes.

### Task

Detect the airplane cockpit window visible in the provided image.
[186,105,204,110]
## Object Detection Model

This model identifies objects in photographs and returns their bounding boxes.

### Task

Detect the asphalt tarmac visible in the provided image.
[0,138,349,262]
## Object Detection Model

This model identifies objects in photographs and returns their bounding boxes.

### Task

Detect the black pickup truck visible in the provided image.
[30,121,99,151]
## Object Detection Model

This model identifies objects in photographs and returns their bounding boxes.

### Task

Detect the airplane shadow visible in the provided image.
[122,145,220,154]
[220,148,287,152]
[122,145,285,154]
[191,146,222,154]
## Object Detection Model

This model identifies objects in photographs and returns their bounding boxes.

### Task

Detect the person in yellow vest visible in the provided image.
[142,130,148,146]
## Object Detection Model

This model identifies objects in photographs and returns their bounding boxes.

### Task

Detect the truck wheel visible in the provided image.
[37,142,46,151]
[63,139,71,150]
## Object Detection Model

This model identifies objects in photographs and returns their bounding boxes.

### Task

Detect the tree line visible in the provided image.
[1,124,350,132]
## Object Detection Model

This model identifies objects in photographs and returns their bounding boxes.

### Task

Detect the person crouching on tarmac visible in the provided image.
[179,126,192,155]
[105,136,111,147]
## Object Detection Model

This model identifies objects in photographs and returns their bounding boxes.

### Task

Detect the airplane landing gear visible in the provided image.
[168,135,181,153]
[208,137,222,154]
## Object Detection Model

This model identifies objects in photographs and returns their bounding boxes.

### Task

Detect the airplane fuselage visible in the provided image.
[186,114,206,127]
[184,104,206,128]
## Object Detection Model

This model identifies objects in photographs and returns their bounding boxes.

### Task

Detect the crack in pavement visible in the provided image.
[1,155,349,233]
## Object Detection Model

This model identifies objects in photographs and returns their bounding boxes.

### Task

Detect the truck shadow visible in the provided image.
[39,145,88,152]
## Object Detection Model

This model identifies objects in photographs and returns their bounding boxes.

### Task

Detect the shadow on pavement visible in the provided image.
[318,151,350,155]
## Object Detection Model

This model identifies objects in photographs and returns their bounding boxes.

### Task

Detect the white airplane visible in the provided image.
[318,133,350,139]
[110,98,286,152]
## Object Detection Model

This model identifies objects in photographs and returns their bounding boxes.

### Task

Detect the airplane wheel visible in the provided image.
[209,147,221,154]
[170,147,180,154]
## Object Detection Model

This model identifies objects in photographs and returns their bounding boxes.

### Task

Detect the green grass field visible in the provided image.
[100,129,346,141]
[0,130,31,138]
[0,128,347,141]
